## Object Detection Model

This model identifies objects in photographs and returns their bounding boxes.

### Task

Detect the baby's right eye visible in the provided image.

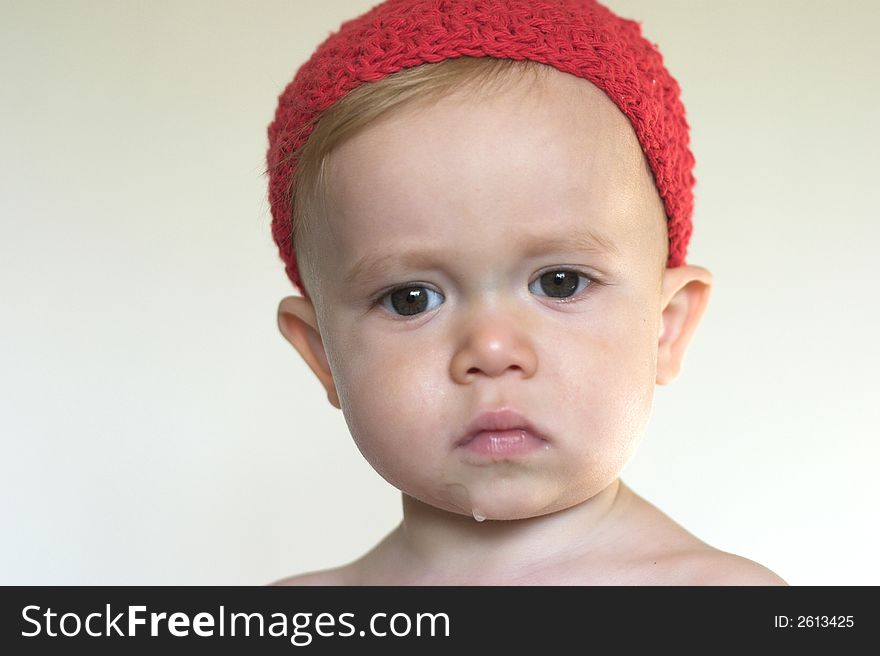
[376,286,444,317]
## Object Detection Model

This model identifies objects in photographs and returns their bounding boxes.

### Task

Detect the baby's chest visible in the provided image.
[518,556,694,585]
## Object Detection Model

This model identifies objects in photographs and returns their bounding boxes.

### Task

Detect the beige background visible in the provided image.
[2,0,877,585]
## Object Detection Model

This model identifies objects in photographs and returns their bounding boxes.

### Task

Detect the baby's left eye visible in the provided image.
[529,269,594,300]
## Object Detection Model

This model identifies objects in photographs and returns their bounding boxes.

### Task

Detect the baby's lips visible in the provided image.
[455,407,552,447]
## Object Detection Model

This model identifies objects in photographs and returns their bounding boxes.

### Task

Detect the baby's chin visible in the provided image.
[430,477,569,522]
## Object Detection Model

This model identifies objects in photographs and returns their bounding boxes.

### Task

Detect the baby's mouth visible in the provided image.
[454,407,552,460]
[456,428,549,458]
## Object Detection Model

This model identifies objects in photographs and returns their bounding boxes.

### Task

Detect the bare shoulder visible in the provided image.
[268,565,353,586]
[612,482,787,586]
[681,550,788,586]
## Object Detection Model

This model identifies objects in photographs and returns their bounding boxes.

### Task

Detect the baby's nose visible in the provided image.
[449,312,537,382]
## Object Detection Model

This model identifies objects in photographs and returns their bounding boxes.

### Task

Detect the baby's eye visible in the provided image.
[529,269,594,301]
[375,269,596,318]
[377,286,444,317]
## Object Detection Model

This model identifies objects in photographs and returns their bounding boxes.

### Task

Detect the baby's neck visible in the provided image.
[354,478,633,585]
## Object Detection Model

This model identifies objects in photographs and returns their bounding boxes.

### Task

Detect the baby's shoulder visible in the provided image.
[605,541,787,586]
[268,565,353,586]
[612,484,787,586]
[674,549,788,586]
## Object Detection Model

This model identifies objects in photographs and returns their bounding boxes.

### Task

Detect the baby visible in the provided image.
[265,0,786,585]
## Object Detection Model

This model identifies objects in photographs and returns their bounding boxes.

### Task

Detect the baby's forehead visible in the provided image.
[333,68,642,176]
[319,192,661,297]
[326,77,651,228]
[336,75,650,196]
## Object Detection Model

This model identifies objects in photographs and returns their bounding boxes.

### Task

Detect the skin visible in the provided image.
[274,66,787,585]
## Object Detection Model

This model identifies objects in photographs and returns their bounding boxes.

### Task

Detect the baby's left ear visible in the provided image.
[656,265,713,385]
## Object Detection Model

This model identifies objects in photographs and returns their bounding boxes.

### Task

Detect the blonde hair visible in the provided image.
[287,56,550,291]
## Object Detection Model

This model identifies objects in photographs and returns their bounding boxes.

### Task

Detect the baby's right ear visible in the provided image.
[276,296,341,409]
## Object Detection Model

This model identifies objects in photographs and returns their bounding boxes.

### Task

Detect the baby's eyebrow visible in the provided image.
[343,227,618,285]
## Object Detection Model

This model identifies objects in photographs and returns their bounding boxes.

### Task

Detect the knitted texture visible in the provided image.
[267,0,695,297]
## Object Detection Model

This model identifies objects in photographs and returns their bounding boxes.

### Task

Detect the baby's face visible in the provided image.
[303,67,669,520]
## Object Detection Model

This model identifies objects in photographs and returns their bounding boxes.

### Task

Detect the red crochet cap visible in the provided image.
[267,0,695,297]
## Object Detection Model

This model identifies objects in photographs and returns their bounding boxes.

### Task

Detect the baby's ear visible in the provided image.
[276,296,341,409]
[656,265,713,385]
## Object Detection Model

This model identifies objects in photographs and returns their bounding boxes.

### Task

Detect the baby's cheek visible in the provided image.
[559,334,654,459]
[336,350,447,483]
[596,339,656,464]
